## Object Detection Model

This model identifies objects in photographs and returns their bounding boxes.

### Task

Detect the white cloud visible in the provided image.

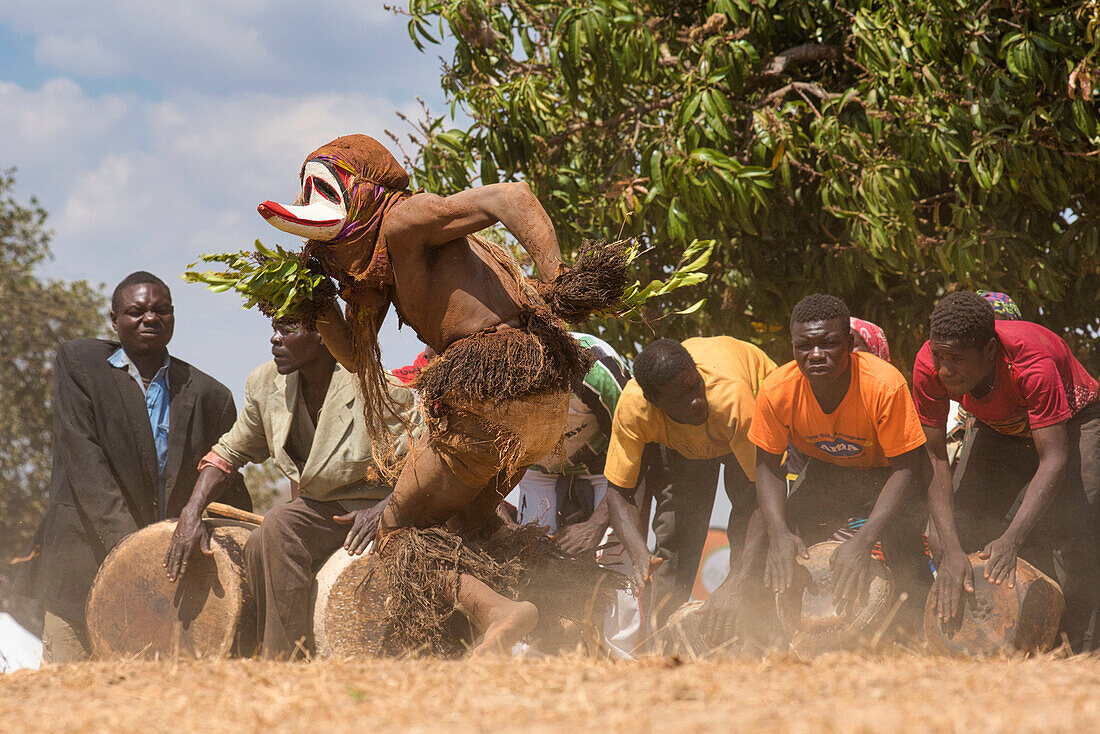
[0,79,413,259]
[35,33,128,77]
[0,78,134,167]
[3,0,272,82]
[144,91,405,198]
[0,0,432,94]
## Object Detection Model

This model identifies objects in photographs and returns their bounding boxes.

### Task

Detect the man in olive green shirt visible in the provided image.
[164,319,417,658]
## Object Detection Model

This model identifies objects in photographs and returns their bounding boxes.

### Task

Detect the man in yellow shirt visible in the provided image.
[604,336,777,629]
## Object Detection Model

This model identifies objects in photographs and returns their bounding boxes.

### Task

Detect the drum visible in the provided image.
[86,519,257,659]
[655,600,708,657]
[923,553,1064,656]
[311,548,384,657]
[310,544,474,658]
[775,540,894,653]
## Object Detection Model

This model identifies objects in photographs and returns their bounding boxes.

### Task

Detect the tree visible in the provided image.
[398,0,1100,366]
[0,169,105,563]
[243,459,292,515]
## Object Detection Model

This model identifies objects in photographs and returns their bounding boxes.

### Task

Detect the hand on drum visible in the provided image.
[829,537,873,615]
[335,501,387,555]
[978,533,1019,588]
[629,553,663,594]
[553,520,604,557]
[697,573,743,646]
[163,508,213,581]
[764,530,808,594]
[929,546,975,623]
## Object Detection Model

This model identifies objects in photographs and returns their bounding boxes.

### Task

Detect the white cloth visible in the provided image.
[515,468,607,533]
[946,399,962,434]
[0,613,42,673]
[515,469,643,657]
[595,528,643,659]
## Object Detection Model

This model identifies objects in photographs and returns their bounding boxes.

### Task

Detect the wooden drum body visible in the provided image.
[86,519,257,659]
[924,553,1065,656]
[311,545,391,657]
[776,541,895,654]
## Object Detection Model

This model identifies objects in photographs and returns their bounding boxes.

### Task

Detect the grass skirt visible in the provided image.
[363,524,627,657]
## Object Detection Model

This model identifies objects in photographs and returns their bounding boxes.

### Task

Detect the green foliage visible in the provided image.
[0,169,105,562]
[242,459,291,515]
[184,241,333,322]
[620,238,714,317]
[401,0,1100,365]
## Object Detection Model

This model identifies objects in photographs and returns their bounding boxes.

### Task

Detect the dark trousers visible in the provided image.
[648,450,755,629]
[787,459,932,620]
[244,496,359,660]
[952,404,1100,651]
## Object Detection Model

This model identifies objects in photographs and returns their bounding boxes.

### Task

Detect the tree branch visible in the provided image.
[757,81,848,108]
[548,93,685,146]
[761,44,840,78]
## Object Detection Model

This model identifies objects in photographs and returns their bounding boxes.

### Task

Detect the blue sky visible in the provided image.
[0,0,454,405]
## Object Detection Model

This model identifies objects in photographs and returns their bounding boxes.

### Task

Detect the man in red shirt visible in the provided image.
[915,291,1100,651]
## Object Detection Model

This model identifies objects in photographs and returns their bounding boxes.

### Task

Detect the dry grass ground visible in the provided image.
[2,652,1099,733]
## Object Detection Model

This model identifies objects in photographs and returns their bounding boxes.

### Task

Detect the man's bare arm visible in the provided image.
[390,183,564,281]
[923,425,975,620]
[849,447,921,547]
[605,481,662,590]
[315,301,365,372]
[829,447,920,609]
[757,449,807,593]
[164,465,237,581]
[554,493,610,556]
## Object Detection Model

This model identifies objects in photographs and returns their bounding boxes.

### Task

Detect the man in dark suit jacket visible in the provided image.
[16,271,249,662]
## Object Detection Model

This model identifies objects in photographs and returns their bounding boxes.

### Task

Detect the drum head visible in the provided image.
[776,540,894,652]
[87,520,256,659]
[923,553,1064,656]
[312,546,396,657]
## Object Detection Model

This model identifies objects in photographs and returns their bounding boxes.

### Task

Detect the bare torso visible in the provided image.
[382,198,529,352]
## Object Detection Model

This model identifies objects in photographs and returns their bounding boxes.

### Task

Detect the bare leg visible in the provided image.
[453,572,539,655]
[380,440,539,655]
[381,438,485,531]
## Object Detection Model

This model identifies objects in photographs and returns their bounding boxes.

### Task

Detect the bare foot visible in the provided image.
[471,600,539,656]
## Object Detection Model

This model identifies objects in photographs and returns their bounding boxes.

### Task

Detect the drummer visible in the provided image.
[916,290,1100,652]
[164,318,418,659]
[705,294,931,644]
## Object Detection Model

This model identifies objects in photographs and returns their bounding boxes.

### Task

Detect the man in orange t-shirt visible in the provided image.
[707,295,931,644]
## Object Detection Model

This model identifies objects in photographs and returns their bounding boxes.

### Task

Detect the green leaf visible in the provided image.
[690,148,738,171]
[675,298,706,315]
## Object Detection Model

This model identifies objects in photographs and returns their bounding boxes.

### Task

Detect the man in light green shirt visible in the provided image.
[164,319,417,659]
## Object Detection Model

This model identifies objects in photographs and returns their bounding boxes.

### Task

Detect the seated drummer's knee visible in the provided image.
[244,526,264,562]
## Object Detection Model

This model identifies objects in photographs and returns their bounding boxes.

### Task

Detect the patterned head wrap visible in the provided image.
[977,291,1022,321]
[302,135,411,309]
[849,317,891,362]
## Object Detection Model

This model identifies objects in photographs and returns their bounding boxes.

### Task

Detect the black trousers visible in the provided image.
[787,459,932,620]
[647,449,755,629]
[952,403,1100,651]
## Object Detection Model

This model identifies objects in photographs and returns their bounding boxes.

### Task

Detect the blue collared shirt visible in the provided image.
[108,348,170,518]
